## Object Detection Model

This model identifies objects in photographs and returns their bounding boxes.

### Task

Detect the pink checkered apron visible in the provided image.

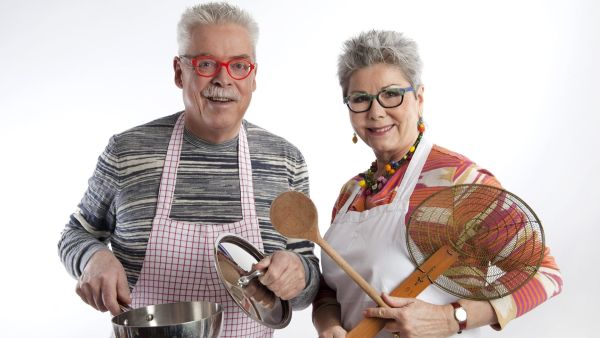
[130,114,273,337]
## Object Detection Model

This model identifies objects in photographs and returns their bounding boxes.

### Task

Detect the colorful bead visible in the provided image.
[417,117,426,133]
[359,132,424,195]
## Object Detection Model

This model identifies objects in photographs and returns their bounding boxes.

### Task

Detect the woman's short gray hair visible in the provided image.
[177,2,259,57]
[338,30,423,97]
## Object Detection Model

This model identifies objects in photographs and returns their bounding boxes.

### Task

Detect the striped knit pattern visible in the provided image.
[58,111,319,309]
[318,144,562,328]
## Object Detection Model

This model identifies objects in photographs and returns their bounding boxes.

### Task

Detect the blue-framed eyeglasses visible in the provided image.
[344,86,414,113]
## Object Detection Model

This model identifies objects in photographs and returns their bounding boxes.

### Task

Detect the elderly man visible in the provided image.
[58,2,319,336]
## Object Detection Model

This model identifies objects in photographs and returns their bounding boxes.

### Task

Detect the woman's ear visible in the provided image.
[417,85,424,104]
[416,85,425,112]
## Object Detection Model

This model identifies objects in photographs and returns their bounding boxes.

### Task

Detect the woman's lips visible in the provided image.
[367,125,394,135]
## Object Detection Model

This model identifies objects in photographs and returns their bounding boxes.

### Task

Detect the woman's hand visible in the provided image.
[319,325,347,338]
[362,294,454,338]
[314,301,345,338]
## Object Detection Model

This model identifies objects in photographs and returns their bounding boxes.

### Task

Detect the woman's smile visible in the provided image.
[367,124,395,135]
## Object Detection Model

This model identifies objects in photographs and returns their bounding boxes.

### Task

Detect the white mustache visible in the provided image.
[201,86,240,101]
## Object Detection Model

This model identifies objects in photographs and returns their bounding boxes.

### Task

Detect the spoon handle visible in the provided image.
[346,244,459,338]
[317,238,388,308]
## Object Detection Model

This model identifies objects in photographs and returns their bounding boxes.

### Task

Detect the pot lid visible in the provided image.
[213,233,292,329]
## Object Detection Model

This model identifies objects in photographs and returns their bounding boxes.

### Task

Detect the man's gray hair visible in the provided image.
[177,2,259,57]
[337,30,423,97]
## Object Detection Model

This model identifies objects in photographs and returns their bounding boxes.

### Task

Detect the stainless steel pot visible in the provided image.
[112,301,223,338]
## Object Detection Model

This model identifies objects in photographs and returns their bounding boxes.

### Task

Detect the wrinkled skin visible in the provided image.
[76,250,131,316]
[253,250,306,300]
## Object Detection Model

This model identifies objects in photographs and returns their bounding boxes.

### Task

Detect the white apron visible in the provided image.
[322,138,482,337]
[130,114,273,337]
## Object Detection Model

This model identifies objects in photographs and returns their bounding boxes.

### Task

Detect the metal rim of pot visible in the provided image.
[213,233,292,329]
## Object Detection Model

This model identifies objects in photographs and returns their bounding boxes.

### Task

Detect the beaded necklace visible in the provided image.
[358,132,424,195]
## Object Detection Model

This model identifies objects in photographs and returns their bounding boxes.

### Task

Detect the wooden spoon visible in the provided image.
[346,244,458,337]
[270,191,388,308]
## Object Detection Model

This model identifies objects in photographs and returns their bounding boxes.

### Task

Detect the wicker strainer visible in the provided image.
[348,184,545,337]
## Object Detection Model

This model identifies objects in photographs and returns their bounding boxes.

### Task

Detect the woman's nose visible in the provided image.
[367,99,386,120]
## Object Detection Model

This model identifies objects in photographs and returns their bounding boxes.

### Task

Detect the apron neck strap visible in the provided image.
[155,114,257,219]
[334,137,433,218]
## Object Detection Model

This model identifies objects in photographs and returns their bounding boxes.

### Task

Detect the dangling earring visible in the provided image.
[417,116,425,133]
[352,133,358,144]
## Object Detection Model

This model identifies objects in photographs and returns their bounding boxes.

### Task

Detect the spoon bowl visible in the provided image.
[269,191,320,242]
[270,191,387,308]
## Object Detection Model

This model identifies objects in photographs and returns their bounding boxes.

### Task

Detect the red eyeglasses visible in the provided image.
[180,56,256,80]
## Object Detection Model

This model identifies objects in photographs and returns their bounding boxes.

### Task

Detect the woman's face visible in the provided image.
[347,63,424,162]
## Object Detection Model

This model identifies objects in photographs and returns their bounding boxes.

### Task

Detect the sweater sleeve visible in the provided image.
[57,135,121,278]
[489,248,563,329]
[284,146,321,310]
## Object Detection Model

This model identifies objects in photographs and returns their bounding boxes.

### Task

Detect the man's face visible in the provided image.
[174,23,256,143]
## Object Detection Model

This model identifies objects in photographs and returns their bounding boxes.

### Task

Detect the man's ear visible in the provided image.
[251,64,257,92]
[174,56,183,89]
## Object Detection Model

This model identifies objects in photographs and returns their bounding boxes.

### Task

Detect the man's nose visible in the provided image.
[211,64,232,86]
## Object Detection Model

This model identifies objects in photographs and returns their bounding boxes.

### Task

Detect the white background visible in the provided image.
[0,0,598,337]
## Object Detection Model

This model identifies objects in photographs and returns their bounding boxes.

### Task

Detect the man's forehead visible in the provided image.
[186,23,255,60]
[187,52,254,60]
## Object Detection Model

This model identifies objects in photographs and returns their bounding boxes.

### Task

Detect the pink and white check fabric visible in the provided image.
[131,114,273,337]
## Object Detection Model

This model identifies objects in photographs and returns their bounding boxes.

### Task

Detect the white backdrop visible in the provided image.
[0,0,598,337]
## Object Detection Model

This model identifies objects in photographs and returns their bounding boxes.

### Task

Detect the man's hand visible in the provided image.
[253,250,305,300]
[76,250,131,316]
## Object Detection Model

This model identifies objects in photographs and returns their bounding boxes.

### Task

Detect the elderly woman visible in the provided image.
[312,30,563,338]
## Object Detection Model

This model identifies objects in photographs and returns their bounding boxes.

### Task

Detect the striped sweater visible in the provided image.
[315,144,562,329]
[58,112,320,309]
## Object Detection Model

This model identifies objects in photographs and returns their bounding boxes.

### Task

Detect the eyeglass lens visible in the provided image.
[193,58,253,79]
[347,87,407,113]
